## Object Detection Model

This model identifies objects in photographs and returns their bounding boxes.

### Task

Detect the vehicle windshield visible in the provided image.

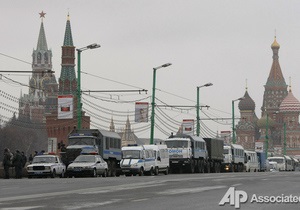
[68,137,96,146]
[165,140,188,148]
[268,158,284,164]
[33,156,56,163]
[223,148,229,154]
[122,150,141,159]
[74,155,96,163]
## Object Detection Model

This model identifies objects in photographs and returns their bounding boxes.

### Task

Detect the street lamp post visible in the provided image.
[150,63,172,144]
[77,43,100,129]
[283,122,286,155]
[265,113,269,158]
[232,97,244,144]
[196,83,213,137]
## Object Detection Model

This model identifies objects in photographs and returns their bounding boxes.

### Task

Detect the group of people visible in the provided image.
[2,148,28,179]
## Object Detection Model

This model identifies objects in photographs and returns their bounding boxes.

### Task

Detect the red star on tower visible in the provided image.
[39,11,46,18]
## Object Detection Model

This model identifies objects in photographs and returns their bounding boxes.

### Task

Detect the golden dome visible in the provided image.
[271,37,280,48]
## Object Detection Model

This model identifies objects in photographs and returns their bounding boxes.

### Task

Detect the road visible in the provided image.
[0,172,299,210]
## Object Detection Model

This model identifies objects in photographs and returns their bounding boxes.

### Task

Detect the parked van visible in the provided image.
[284,155,294,171]
[269,161,278,172]
[244,150,259,172]
[143,144,169,175]
[268,156,286,171]
[120,145,155,176]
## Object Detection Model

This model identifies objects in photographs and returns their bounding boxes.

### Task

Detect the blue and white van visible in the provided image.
[143,144,169,175]
[120,145,155,176]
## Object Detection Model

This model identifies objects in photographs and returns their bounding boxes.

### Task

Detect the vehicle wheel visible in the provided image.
[103,169,108,178]
[51,170,56,178]
[154,167,159,175]
[190,161,195,173]
[149,168,154,176]
[111,161,116,177]
[107,160,112,177]
[199,160,204,173]
[139,167,144,176]
[164,167,169,175]
[28,175,32,179]
[206,162,210,173]
[91,169,97,177]
[60,170,65,178]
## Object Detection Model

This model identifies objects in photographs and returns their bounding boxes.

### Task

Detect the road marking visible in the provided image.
[78,183,165,195]
[231,183,242,187]
[132,198,149,202]
[62,199,122,210]
[0,181,164,202]
[0,206,44,210]
[157,185,226,195]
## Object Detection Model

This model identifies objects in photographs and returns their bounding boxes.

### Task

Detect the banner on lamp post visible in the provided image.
[135,102,149,123]
[182,119,194,135]
[58,95,74,119]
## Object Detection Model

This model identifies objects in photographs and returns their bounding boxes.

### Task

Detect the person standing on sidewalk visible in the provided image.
[12,150,23,179]
[3,148,13,179]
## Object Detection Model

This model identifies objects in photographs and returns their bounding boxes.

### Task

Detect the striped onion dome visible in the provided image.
[279,90,300,113]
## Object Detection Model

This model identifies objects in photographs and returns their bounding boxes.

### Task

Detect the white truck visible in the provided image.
[120,145,156,176]
[165,134,208,173]
[222,144,245,172]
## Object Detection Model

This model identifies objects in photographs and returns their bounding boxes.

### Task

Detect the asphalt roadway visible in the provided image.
[0,171,299,210]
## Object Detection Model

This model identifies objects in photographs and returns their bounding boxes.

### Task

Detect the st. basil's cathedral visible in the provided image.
[236,37,300,156]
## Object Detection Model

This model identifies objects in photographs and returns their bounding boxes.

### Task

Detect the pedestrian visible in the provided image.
[34,151,38,157]
[2,148,13,179]
[28,154,33,164]
[21,152,27,168]
[12,150,23,179]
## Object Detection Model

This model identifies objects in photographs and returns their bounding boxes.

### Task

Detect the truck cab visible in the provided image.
[222,144,245,172]
[165,134,207,173]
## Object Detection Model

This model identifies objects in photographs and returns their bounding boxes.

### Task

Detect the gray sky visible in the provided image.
[1,0,300,139]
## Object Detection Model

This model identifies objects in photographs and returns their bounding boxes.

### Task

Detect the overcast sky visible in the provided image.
[1,0,300,139]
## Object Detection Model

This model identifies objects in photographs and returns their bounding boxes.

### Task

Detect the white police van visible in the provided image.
[244,150,259,172]
[120,145,156,176]
[143,144,169,175]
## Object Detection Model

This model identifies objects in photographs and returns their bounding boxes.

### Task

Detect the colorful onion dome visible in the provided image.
[257,114,275,129]
[279,90,300,113]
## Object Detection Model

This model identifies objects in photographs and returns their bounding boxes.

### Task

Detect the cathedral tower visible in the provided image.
[236,85,259,150]
[261,37,288,147]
